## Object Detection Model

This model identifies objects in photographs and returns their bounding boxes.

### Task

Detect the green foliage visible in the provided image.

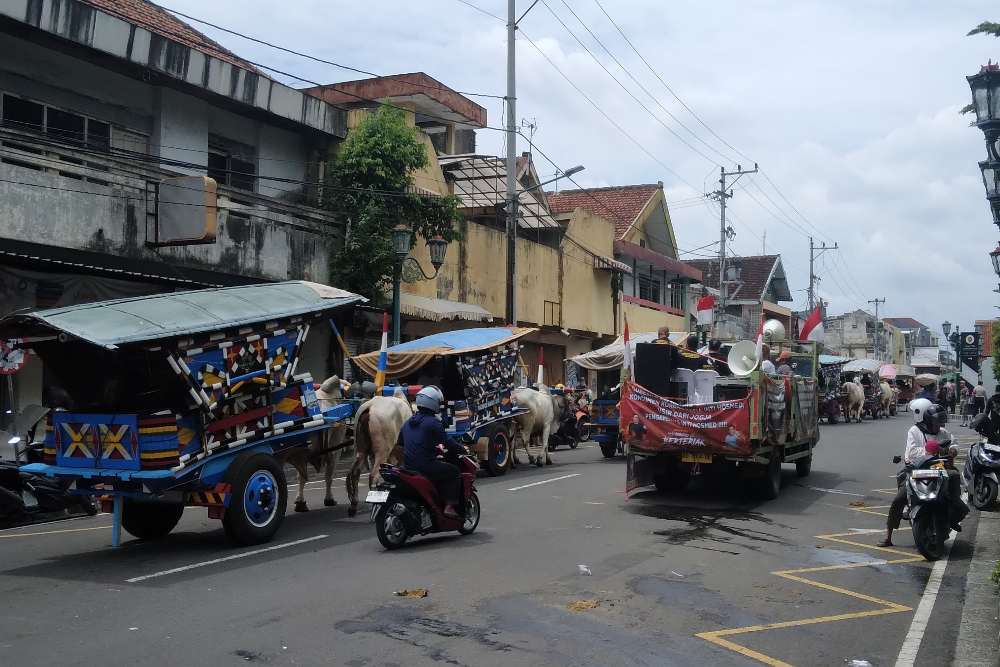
[969,21,1000,38]
[991,559,1000,588]
[960,103,975,115]
[323,106,461,300]
[992,321,1000,383]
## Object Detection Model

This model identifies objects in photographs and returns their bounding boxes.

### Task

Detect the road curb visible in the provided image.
[954,510,1000,667]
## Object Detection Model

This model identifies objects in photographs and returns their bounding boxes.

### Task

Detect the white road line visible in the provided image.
[507,473,580,491]
[893,493,966,666]
[125,534,328,583]
[805,486,867,497]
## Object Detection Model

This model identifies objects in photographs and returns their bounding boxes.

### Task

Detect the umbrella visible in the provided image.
[879,364,897,379]
[915,373,939,386]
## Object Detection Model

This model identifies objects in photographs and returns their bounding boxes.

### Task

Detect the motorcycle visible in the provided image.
[548,407,591,451]
[893,453,956,561]
[366,450,481,550]
[962,437,1000,509]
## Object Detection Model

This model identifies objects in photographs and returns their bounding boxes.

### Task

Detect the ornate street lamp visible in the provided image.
[942,320,952,338]
[968,65,1000,227]
[991,243,1000,292]
[389,223,451,345]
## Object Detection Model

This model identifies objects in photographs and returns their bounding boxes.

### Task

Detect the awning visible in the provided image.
[613,241,702,281]
[819,354,851,366]
[569,331,690,370]
[595,255,632,274]
[843,359,883,373]
[400,293,493,322]
[353,326,536,378]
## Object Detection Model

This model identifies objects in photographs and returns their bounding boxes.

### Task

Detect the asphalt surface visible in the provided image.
[0,414,985,667]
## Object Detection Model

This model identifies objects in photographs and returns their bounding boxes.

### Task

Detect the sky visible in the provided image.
[161,0,998,334]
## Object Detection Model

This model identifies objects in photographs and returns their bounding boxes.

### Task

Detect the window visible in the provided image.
[1,93,110,151]
[637,275,660,303]
[207,135,257,191]
[669,282,686,311]
[543,301,561,327]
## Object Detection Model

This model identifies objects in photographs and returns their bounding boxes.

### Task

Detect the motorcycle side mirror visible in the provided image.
[892,455,902,464]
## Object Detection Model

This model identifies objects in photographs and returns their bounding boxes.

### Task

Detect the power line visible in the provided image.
[157,2,505,100]
[451,0,505,21]
[540,0,724,168]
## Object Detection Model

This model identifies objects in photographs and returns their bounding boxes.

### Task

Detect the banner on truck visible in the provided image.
[618,381,752,457]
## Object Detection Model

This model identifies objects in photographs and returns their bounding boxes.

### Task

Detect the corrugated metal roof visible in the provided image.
[0,281,364,349]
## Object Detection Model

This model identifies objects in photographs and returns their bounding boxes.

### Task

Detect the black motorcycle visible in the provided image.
[966,413,1000,509]
[894,454,955,561]
[548,409,591,451]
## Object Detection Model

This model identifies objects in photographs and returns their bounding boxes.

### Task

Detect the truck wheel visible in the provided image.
[486,431,510,477]
[600,442,616,458]
[757,451,782,500]
[795,456,812,478]
[223,453,287,546]
[121,500,184,541]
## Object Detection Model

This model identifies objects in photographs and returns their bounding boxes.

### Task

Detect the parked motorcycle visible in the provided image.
[548,407,591,451]
[962,437,1000,509]
[367,450,480,550]
[894,453,956,561]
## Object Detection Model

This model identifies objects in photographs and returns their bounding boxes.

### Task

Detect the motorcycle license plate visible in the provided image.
[681,453,713,464]
[365,490,389,504]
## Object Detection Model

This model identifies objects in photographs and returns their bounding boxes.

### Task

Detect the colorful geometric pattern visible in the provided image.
[186,483,231,507]
[203,389,272,451]
[53,413,140,470]
[226,340,266,385]
[138,414,181,469]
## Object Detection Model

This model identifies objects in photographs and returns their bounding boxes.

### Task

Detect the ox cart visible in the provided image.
[818,355,850,424]
[353,327,534,477]
[0,281,363,547]
[843,359,885,420]
[624,338,820,500]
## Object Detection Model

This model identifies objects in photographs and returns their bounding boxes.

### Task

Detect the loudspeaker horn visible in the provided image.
[727,340,760,377]
[763,319,786,343]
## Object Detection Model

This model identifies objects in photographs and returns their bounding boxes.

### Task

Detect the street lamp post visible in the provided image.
[968,65,1000,228]
[390,223,449,346]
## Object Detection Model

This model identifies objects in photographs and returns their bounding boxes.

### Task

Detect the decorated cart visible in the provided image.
[0,281,363,547]
[843,358,885,419]
[352,327,534,476]
[818,355,850,423]
[878,364,902,416]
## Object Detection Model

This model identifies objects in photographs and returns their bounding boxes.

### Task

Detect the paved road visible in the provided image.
[0,415,983,666]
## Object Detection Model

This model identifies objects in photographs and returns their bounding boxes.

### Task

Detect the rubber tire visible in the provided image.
[795,456,812,478]
[569,439,578,450]
[600,442,616,458]
[121,500,184,541]
[577,422,592,442]
[972,476,999,510]
[485,431,510,477]
[222,453,287,546]
[375,502,409,549]
[458,492,481,535]
[757,451,782,500]
[912,511,945,561]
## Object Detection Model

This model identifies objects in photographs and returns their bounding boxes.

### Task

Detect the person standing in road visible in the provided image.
[974,380,987,416]
[946,380,957,415]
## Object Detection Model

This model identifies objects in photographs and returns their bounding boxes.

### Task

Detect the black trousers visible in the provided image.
[975,397,986,415]
[887,467,968,530]
[418,460,461,505]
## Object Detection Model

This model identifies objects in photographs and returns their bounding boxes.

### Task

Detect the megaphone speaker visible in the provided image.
[727,340,759,377]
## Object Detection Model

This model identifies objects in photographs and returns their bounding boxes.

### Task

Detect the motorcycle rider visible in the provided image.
[880,399,967,547]
[400,386,465,519]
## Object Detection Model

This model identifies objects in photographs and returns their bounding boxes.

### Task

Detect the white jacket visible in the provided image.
[904,425,953,467]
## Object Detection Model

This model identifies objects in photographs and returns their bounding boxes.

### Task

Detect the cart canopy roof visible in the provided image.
[353,326,536,378]
[0,281,364,350]
[819,354,851,366]
[569,331,690,371]
[843,358,883,373]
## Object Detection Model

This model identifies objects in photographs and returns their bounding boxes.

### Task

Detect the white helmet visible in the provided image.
[910,398,933,424]
[415,385,444,413]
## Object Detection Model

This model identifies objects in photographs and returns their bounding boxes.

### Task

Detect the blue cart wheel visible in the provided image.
[223,453,287,546]
[486,430,510,477]
[244,469,280,528]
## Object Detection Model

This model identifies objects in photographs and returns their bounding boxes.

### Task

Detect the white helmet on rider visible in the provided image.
[910,398,932,424]
[415,385,444,414]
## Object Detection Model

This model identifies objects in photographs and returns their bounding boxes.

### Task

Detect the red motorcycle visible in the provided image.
[367,452,481,549]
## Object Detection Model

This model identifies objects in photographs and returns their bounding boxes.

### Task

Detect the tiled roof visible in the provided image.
[684,255,790,302]
[81,0,257,71]
[883,317,927,330]
[546,184,660,239]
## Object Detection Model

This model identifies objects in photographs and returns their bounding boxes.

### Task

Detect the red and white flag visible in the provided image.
[696,294,715,327]
[622,315,634,381]
[799,305,825,343]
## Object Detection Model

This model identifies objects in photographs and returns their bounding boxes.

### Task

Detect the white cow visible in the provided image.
[843,381,865,423]
[511,386,559,467]
[879,381,895,416]
[346,390,412,516]
[282,376,348,513]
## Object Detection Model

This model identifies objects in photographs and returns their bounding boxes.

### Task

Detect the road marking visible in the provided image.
[893,495,965,666]
[0,513,109,533]
[126,534,328,583]
[506,473,580,491]
[803,486,867,497]
[584,501,605,505]
[696,530,923,666]
[0,525,109,539]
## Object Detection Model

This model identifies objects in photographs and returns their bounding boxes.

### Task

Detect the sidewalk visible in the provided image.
[954,508,1000,666]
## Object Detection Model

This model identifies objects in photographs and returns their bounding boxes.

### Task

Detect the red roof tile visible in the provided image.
[684,255,791,302]
[81,0,257,71]
[546,184,660,239]
[883,317,928,330]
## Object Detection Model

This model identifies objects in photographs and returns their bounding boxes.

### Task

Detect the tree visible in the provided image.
[992,320,1000,382]
[961,22,1000,115]
[324,106,461,300]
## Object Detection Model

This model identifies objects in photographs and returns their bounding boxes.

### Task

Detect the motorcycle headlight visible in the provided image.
[909,478,940,501]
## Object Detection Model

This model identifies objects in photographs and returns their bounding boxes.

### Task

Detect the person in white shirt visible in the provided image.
[759,344,776,374]
[880,399,966,547]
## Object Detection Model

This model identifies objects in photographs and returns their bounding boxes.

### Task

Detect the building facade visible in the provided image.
[684,255,793,339]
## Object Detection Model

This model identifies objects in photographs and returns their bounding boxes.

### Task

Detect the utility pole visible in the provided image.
[713,164,757,329]
[504,0,518,325]
[808,237,838,311]
[868,297,886,359]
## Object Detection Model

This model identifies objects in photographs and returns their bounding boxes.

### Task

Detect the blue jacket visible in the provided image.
[401,410,462,471]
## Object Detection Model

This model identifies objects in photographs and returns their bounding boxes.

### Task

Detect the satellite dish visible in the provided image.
[763,319,786,343]
[727,340,760,377]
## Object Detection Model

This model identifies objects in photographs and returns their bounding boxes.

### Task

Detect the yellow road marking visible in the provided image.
[695,523,924,666]
[0,525,109,539]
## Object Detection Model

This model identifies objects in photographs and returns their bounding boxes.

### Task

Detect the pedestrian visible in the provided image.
[974,380,987,416]
[963,383,975,427]
[947,380,957,415]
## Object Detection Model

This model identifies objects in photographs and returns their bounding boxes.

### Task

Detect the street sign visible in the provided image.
[960,331,981,373]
